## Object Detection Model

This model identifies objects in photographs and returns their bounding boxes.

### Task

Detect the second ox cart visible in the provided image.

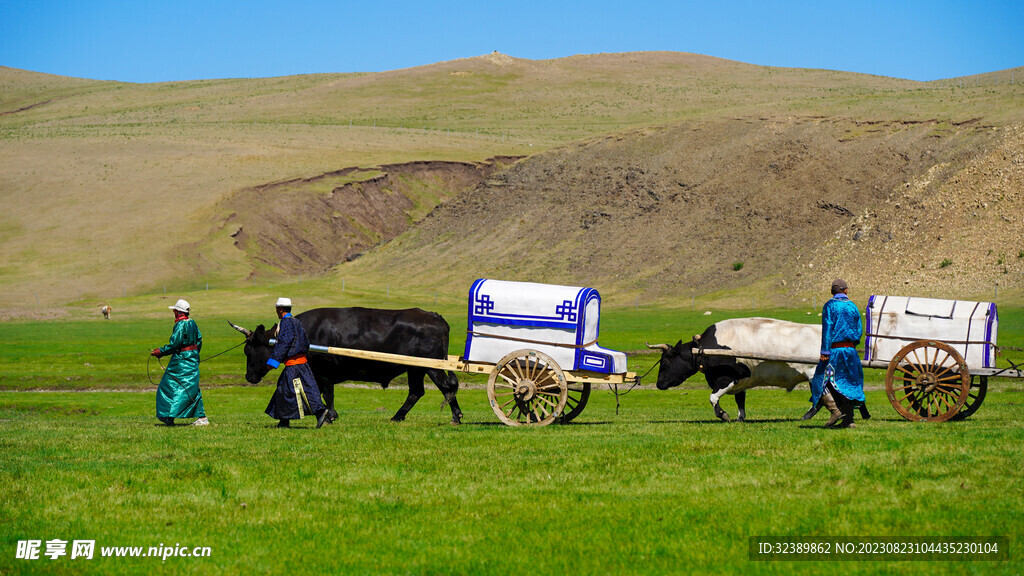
[696,295,1021,422]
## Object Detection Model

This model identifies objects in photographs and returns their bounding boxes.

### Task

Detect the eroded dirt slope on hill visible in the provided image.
[195,157,520,276]
[344,116,1017,303]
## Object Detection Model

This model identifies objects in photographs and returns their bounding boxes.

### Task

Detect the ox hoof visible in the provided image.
[736,414,746,422]
[390,416,406,423]
[716,411,730,422]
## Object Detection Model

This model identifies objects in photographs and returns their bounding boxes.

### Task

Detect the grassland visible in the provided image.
[2,385,1022,575]
[2,294,1023,574]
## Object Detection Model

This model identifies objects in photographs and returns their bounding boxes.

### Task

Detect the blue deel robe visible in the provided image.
[809,293,865,404]
[264,314,326,420]
[156,318,205,419]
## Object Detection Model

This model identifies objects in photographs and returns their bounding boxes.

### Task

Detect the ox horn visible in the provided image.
[227,320,252,338]
[645,341,670,351]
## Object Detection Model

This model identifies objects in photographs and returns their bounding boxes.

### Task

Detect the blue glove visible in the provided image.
[266,358,281,369]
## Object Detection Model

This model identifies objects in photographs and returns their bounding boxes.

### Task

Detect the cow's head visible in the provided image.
[228,321,276,384]
[646,339,699,390]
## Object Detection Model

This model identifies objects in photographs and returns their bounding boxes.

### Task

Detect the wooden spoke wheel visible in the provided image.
[950,375,988,421]
[487,349,568,426]
[885,340,970,422]
[558,382,591,424]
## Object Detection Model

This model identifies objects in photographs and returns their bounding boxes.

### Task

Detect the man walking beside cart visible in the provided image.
[807,279,866,428]
[265,297,332,429]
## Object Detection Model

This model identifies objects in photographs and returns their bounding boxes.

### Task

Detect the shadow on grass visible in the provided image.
[457,420,617,427]
[649,418,800,424]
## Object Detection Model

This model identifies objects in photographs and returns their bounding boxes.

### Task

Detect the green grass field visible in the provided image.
[2,386,1022,575]
[2,303,1023,574]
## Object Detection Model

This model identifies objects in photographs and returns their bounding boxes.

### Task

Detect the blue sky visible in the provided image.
[1,1,1021,83]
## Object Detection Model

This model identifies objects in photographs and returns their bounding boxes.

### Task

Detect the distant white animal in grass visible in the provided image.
[101,305,112,319]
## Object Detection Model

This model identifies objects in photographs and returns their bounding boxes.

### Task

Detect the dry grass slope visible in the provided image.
[1,55,1022,313]
[342,116,1023,304]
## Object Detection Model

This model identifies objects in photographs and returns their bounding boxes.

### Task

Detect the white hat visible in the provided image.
[169,299,190,313]
[276,297,292,307]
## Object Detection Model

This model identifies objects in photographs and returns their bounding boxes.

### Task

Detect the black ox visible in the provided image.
[229,307,463,424]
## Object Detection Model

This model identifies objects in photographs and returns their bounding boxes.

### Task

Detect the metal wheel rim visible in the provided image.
[885,340,970,422]
[486,349,567,426]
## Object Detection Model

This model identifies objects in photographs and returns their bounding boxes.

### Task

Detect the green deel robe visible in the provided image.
[156,318,206,419]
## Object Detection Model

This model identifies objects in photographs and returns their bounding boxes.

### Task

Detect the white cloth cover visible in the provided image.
[864,295,998,368]
[464,279,627,374]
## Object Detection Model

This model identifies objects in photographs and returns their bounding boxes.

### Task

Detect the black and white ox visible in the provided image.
[229,307,463,424]
[647,318,820,422]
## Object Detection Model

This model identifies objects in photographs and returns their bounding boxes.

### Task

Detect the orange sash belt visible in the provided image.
[285,354,308,366]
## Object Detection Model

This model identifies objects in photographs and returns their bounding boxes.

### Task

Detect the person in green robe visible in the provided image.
[151,299,208,426]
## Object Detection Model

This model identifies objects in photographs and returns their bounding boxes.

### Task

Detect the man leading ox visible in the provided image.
[265,297,331,429]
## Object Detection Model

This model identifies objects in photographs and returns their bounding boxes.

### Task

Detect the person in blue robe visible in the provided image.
[264,297,330,428]
[807,279,865,428]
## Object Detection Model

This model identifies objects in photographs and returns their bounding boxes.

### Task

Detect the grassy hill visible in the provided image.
[1,53,1022,315]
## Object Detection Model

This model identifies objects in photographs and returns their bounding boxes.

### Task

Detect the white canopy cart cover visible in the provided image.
[865,295,998,368]
[464,279,628,374]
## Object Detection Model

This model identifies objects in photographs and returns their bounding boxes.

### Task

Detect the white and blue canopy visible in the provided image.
[464,279,627,374]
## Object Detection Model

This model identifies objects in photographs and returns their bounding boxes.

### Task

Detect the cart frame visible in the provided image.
[694,342,1022,422]
[305,343,637,426]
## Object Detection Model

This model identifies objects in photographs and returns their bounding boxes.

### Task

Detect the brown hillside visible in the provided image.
[341,116,1019,303]
[801,124,1024,298]
[1,54,1022,311]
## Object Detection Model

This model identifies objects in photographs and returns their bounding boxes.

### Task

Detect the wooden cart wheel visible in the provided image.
[885,340,970,422]
[487,349,568,426]
[950,375,988,421]
[558,382,591,424]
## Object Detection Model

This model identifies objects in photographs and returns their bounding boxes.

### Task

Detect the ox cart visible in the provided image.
[697,296,1022,423]
[293,280,637,426]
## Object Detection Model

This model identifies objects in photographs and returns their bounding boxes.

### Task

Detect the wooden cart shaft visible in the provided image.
[306,344,637,385]
[696,347,1022,378]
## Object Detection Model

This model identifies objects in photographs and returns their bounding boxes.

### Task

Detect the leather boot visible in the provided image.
[821,393,843,427]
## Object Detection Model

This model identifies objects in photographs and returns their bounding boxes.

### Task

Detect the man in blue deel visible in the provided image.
[810,278,865,429]
[264,297,331,429]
